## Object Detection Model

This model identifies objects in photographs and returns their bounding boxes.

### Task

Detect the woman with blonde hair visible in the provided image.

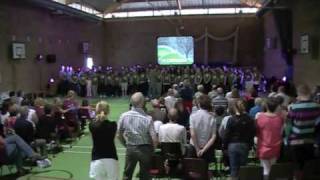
[89,101,118,180]
[223,100,256,179]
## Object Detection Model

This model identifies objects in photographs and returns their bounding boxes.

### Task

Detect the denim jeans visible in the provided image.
[5,134,34,169]
[228,143,249,177]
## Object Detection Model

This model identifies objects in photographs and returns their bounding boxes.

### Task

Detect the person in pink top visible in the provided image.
[256,97,285,177]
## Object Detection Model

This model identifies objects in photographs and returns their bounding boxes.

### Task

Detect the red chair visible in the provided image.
[182,158,209,180]
[149,154,166,179]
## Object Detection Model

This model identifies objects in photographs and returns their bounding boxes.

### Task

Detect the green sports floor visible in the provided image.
[2,97,140,180]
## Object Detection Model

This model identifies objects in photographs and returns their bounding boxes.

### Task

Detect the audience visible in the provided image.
[89,101,118,180]
[158,108,187,154]
[287,84,320,179]
[164,88,177,110]
[117,92,158,180]
[2,75,320,180]
[212,87,228,111]
[223,100,256,179]
[256,97,285,177]
[249,97,263,119]
[190,95,216,164]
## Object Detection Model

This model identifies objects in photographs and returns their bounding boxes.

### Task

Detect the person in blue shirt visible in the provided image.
[249,97,263,119]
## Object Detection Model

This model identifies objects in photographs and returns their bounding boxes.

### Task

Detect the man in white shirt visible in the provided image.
[164,89,177,110]
[158,108,187,153]
[190,94,216,163]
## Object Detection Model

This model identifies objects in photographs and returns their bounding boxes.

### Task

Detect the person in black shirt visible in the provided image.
[224,100,255,179]
[89,101,118,180]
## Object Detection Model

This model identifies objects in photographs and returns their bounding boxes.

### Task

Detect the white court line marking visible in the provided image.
[63,150,125,156]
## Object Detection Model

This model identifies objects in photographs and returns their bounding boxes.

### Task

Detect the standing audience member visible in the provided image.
[256,98,285,177]
[287,84,320,179]
[249,97,263,119]
[179,80,194,113]
[158,108,187,154]
[118,92,157,180]
[212,87,228,111]
[164,89,177,110]
[190,95,216,164]
[224,100,255,179]
[89,101,118,180]
[276,86,291,107]
[174,99,190,129]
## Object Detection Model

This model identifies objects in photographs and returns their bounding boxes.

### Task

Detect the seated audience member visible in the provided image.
[118,92,158,180]
[0,134,42,174]
[179,79,194,113]
[78,99,92,131]
[14,106,35,144]
[34,97,46,118]
[21,100,38,128]
[89,101,118,180]
[52,98,70,140]
[9,91,18,105]
[174,99,190,129]
[256,97,285,177]
[1,100,12,125]
[37,105,57,142]
[212,87,228,111]
[287,84,320,179]
[63,90,79,134]
[194,85,205,100]
[159,108,187,154]
[276,86,291,107]
[4,104,19,134]
[224,100,256,179]
[164,89,177,110]
[249,97,263,119]
[190,95,216,164]
[208,84,218,99]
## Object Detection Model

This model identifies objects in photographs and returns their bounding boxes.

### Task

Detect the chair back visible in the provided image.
[303,159,320,180]
[149,154,166,177]
[160,142,182,159]
[239,165,263,180]
[182,158,209,180]
[269,163,295,180]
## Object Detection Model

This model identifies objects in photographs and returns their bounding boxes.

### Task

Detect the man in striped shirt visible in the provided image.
[287,84,320,172]
[212,87,228,111]
[118,92,158,180]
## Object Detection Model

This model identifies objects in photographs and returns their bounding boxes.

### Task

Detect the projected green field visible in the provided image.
[157,37,194,65]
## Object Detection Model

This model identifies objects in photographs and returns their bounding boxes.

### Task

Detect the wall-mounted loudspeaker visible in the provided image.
[46,54,56,63]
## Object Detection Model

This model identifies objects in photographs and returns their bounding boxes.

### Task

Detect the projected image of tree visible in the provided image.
[157,37,194,65]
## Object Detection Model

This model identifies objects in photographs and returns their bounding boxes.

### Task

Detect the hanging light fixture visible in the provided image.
[240,0,263,8]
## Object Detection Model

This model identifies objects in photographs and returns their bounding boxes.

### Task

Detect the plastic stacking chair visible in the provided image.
[239,165,263,180]
[303,159,320,180]
[149,154,166,179]
[269,163,295,180]
[182,158,209,180]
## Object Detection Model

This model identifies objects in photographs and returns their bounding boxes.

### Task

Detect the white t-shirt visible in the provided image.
[158,123,187,145]
[164,96,177,110]
[190,109,216,148]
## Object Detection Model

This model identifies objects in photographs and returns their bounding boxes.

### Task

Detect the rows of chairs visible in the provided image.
[148,142,320,180]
